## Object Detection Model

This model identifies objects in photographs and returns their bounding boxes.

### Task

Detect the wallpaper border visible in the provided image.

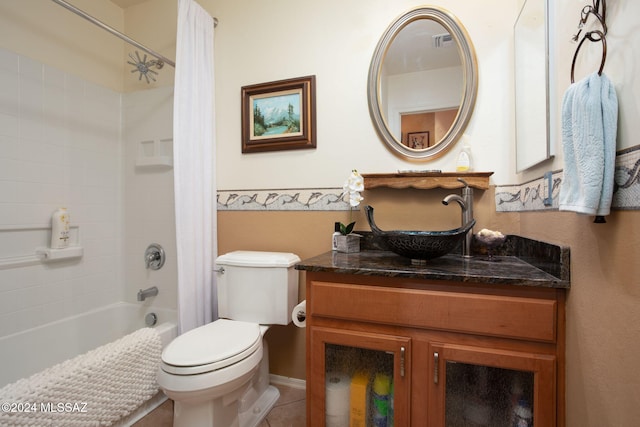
[495,145,640,212]
[218,147,640,212]
[217,188,348,211]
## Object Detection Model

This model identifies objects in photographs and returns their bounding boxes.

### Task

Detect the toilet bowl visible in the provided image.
[157,251,300,427]
[158,320,278,427]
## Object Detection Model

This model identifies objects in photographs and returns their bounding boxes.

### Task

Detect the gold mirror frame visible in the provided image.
[368,7,478,160]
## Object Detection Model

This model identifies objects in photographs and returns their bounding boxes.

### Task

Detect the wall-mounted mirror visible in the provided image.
[368,7,478,160]
[514,0,555,171]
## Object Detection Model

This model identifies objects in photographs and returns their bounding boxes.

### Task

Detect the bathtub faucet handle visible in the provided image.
[144,243,165,270]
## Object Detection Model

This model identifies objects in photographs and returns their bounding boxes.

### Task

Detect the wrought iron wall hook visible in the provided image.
[570,0,608,83]
[572,0,607,42]
[581,6,607,35]
[572,28,583,43]
[593,0,606,24]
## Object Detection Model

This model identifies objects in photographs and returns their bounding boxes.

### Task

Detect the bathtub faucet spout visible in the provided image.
[137,286,158,301]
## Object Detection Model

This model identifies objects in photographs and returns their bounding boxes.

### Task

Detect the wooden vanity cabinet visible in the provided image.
[305,271,565,427]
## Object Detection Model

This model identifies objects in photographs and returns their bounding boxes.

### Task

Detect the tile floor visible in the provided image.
[132,383,306,427]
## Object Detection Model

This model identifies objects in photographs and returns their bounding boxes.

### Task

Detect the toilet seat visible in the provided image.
[161,319,262,375]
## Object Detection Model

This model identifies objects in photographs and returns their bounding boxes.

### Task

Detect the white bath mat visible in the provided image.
[0,327,162,426]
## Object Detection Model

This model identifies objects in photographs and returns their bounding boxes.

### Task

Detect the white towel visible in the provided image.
[0,327,161,427]
[559,72,618,216]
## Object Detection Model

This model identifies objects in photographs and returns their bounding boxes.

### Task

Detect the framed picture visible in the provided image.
[241,75,316,153]
[406,131,430,149]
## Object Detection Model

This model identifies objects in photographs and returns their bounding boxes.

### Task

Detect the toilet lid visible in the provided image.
[161,319,261,375]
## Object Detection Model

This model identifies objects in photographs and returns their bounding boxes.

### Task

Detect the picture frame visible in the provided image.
[241,75,316,153]
[406,131,430,149]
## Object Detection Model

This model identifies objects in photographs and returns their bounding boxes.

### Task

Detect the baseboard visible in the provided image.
[269,374,306,390]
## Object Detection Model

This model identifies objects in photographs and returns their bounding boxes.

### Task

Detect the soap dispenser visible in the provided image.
[456,137,473,172]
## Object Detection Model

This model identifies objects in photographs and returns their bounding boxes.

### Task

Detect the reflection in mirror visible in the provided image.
[368,7,478,160]
[515,0,555,171]
[383,19,463,149]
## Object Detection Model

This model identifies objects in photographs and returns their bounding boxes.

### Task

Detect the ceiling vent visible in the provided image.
[432,33,453,48]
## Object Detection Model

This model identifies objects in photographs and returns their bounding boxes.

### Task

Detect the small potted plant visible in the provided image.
[335,169,364,253]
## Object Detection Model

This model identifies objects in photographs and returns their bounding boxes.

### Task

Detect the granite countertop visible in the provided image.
[296,235,570,289]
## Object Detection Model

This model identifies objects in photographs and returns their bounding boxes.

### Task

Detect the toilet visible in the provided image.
[157,251,300,427]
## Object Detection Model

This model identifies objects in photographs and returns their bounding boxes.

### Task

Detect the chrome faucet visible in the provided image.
[442,178,474,257]
[137,286,158,301]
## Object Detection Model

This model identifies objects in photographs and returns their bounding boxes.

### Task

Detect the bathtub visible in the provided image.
[0,302,177,424]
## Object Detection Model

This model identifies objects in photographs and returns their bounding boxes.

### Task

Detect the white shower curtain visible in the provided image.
[173,0,216,334]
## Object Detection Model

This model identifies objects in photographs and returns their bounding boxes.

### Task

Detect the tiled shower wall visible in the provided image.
[0,48,178,336]
[122,86,177,310]
[0,48,123,336]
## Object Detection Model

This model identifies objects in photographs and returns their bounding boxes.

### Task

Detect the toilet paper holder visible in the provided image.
[292,300,306,328]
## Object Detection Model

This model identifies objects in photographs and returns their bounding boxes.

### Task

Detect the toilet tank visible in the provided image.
[215,251,300,325]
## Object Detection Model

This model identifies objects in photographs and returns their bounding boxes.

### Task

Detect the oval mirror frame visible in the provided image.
[368,7,478,160]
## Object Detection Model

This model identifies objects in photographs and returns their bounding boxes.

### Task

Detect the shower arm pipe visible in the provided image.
[50,0,177,68]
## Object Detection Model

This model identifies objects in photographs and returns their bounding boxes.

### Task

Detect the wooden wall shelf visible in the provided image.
[362,172,493,190]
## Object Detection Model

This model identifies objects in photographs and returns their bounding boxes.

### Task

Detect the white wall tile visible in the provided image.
[0,70,20,116]
[0,52,126,335]
[43,64,65,89]
[18,55,42,81]
[0,49,19,73]
[0,112,19,137]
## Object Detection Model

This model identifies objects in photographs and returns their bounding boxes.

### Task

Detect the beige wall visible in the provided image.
[218,210,327,380]
[122,0,177,92]
[520,211,640,426]
[209,0,518,189]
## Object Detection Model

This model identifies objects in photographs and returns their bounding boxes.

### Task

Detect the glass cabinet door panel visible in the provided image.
[445,363,534,427]
[326,344,394,427]
[309,327,411,427]
[430,343,556,427]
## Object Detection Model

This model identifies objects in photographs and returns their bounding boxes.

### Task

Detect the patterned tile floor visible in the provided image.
[132,383,306,427]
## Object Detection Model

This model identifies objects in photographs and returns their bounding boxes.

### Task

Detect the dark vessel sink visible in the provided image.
[365,205,475,261]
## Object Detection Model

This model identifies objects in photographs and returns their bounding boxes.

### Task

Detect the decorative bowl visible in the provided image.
[475,229,507,260]
[365,205,475,261]
[475,232,507,249]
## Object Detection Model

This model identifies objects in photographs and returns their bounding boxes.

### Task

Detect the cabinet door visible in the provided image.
[309,327,411,427]
[429,343,556,427]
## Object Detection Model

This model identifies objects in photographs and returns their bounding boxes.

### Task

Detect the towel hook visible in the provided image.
[570,30,607,83]
[593,0,606,26]
[573,4,607,39]
[570,0,607,83]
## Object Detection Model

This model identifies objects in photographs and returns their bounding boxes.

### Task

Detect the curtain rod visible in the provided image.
[50,0,218,68]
